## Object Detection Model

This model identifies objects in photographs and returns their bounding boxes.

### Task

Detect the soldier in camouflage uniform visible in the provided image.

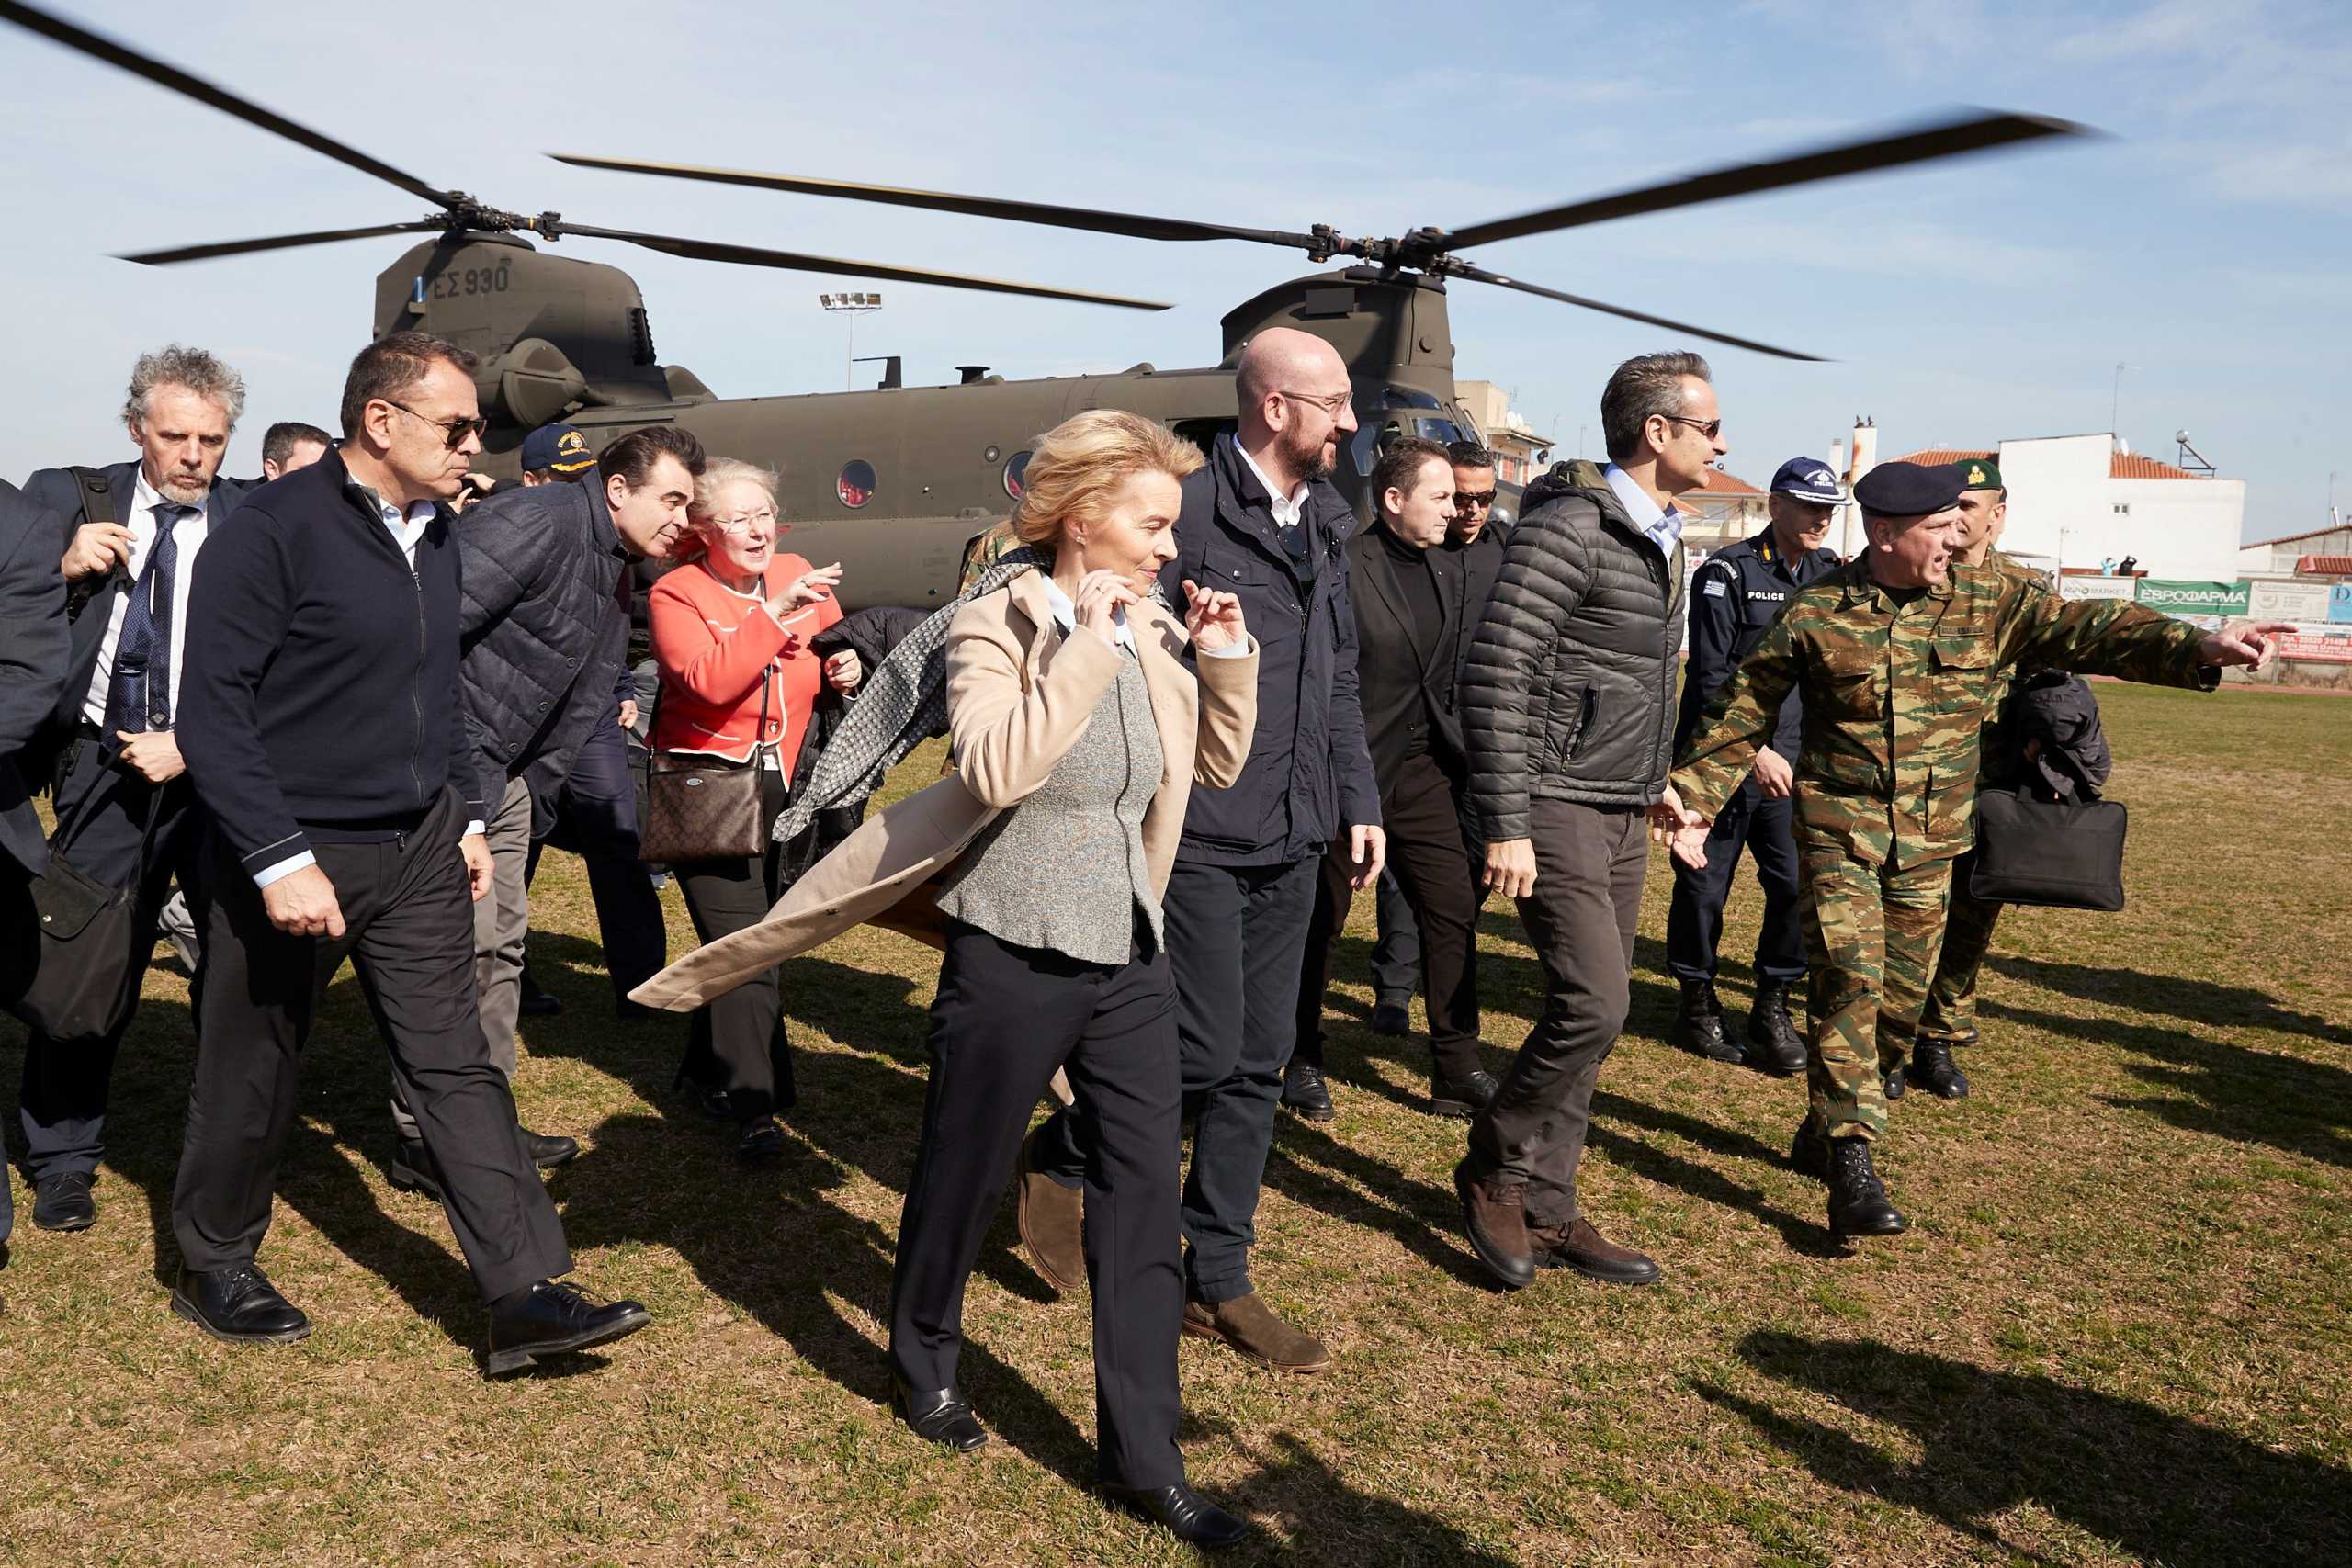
[1662,460,2285,1240]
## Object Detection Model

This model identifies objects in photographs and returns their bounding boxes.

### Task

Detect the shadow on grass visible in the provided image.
[1701,1329,2352,1567]
[1188,1417,1520,1565]
[1988,954,2351,1045]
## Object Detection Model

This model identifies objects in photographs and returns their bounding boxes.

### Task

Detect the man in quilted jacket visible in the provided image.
[1451,351,1718,1292]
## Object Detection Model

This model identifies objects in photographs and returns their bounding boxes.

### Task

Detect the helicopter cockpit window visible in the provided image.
[1002,450,1031,501]
[837,459,876,509]
[1413,418,1470,446]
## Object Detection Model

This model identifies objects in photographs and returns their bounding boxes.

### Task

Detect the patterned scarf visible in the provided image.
[768,544,1053,843]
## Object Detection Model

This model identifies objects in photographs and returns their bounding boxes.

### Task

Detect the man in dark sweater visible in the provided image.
[1454,352,1714,1292]
[1295,437,1500,1118]
[172,332,649,1374]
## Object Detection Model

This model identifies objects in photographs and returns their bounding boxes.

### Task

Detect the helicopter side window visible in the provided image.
[838,458,876,510]
[1413,418,1468,446]
[1002,450,1031,501]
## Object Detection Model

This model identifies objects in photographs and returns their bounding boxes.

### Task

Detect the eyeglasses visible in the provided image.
[1454,491,1498,509]
[1663,414,1724,440]
[1276,389,1351,420]
[707,508,778,536]
[383,399,489,448]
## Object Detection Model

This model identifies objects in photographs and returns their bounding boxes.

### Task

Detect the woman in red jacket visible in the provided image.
[647,457,859,1160]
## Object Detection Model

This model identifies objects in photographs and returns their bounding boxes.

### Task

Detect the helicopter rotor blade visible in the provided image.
[1443,110,2089,250]
[558,223,1170,310]
[1444,262,1826,362]
[119,221,449,266]
[0,0,456,209]
[550,153,1322,251]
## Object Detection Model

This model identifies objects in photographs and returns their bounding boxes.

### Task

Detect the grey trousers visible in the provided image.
[392,773,530,1141]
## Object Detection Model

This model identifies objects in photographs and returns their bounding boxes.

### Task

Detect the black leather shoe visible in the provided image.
[517,965,562,1017]
[1429,1068,1500,1119]
[485,1280,650,1376]
[1883,1068,1906,1102]
[522,1128,580,1168]
[1826,1138,1908,1239]
[1102,1483,1251,1549]
[678,1075,736,1122]
[896,1381,988,1451]
[1370,999,1410,1035]
[389,1139,443,1200]
[1946,1025,1980,1047]
[1674,978,1740,1063]
[172,1264,311,1344]
[1789,1117,1830,1180]
[1281,1060,1335,1122]
[32,1171,97,1232]
[736,1117,785,1164]
[1744,981,1808,1076]
[1905,1039,1971,1100]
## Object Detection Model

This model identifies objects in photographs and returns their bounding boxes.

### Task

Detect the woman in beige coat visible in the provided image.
[634,410,1258,1548]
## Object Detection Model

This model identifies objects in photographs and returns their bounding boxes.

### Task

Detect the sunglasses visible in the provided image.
[384,399,490,449]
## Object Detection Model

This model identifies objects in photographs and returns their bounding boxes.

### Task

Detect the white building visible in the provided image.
[2238,522,2352,576]
[1453,381,1553,488]
[1882,433,2245,581]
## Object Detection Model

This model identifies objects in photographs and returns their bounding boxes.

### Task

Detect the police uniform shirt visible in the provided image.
[1674,529,1841,763]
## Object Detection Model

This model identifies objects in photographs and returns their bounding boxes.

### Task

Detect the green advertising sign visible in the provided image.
[2134,579,2250,615]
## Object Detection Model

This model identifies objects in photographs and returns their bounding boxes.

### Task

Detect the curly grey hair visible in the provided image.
[123,344,247,432]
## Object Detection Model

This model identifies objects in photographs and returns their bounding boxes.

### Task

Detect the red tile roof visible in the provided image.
[2109,453,2204,480]
[2297,555,2352,576]
[1678,469,1763,497]
[1885,448,1993,466]
[2246,524,2351,548]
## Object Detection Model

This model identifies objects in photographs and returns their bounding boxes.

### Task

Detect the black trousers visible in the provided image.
[891,921,1184,1489]
[1035,854,1319,1303]
[523,705,667,1001]
[1664,782,1805,985]
[1296,752,1485,1081]
[1370,871,1420,1008]
[672,769,794,1122]
[19,728,205,1180]
[171,788,570,1303]
[1466,799,1646,1230]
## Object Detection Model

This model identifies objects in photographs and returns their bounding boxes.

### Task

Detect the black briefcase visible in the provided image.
[1966,786,2128,912]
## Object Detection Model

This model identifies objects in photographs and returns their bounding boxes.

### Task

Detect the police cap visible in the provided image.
[520,423,596,475]
[1853,460,1964,517]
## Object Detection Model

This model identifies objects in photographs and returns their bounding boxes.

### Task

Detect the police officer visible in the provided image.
[1664,460,2286,1240]
[1666,457,1843,1075]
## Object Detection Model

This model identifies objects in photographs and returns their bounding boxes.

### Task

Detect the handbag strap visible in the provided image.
[648,634,777,768]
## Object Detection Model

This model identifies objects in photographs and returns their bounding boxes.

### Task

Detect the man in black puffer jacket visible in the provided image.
[1453,351,1721,1292]
[386,423,704,1192]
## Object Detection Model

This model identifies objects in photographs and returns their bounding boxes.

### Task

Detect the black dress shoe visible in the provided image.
[485,1280,650,1376]
[1102,1483,1251,1549]
[1429,1068,1500,1119]
[172,1264,311,1344]
[1826,1139,1908,1240]
[896,1381,988,1451]
[1281,1060,1335,1122]
[389,1139,444,1200]
[522,1128,580,1168]
[1905,1039,1971,1099]
[517,984,563,1018]
[678,1075,736,1122]
[32,1171,97,1232]
[1369,1000,1410,1036]
[735,1116,786,1164]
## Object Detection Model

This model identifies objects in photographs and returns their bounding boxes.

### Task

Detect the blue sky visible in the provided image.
[2,0,2345,544]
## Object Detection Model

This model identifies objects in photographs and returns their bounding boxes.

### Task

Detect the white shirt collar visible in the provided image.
[1039,574,1135,650]
[1233,436,1309,529]
[1602,463,1685,556]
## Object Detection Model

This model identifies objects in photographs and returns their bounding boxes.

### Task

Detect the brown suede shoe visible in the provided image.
[1014,1125,1084,1295]
[1529,1217,1660,1287]
[1182,1292,1330,1374]
[1454,1157,1535,1290]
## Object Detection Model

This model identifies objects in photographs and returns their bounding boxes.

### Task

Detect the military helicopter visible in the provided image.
[6,0,2085,608]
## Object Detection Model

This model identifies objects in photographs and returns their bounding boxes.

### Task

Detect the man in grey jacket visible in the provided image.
[386,423,702,1195]
[1453,351,1720,1292]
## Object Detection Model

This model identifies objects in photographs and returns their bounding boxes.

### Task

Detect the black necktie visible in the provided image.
[106,502,190,736]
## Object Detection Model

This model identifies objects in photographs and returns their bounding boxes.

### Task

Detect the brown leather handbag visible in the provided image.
[640,673,770,865]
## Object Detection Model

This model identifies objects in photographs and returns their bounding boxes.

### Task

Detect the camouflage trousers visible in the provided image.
[1918,853,2003,1044]
[1794,836,1955,1141]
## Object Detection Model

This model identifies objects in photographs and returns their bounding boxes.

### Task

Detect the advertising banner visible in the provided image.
[2059,575,2135,602]
[2248,579,2333,622]
[2332,582,2352,624]
[2134,579,2250,616]
[2279,625,2352,663]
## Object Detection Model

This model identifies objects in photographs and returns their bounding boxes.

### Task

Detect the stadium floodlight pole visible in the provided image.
[819,291,884,389]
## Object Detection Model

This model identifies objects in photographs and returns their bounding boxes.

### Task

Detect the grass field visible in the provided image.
[2,682,2346,1565]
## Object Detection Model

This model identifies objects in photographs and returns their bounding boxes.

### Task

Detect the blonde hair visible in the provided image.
[1011,410,1203,548]
[691,457,781,522]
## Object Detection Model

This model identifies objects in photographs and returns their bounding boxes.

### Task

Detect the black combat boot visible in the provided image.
[1905,1038,1971,1099]
[1788,1116,1830,1179]
[1825,1138,1908,1239]
[1882,1067,1905,1102]
[1743,982,1806,1076]
[1674,979,1739,1063]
